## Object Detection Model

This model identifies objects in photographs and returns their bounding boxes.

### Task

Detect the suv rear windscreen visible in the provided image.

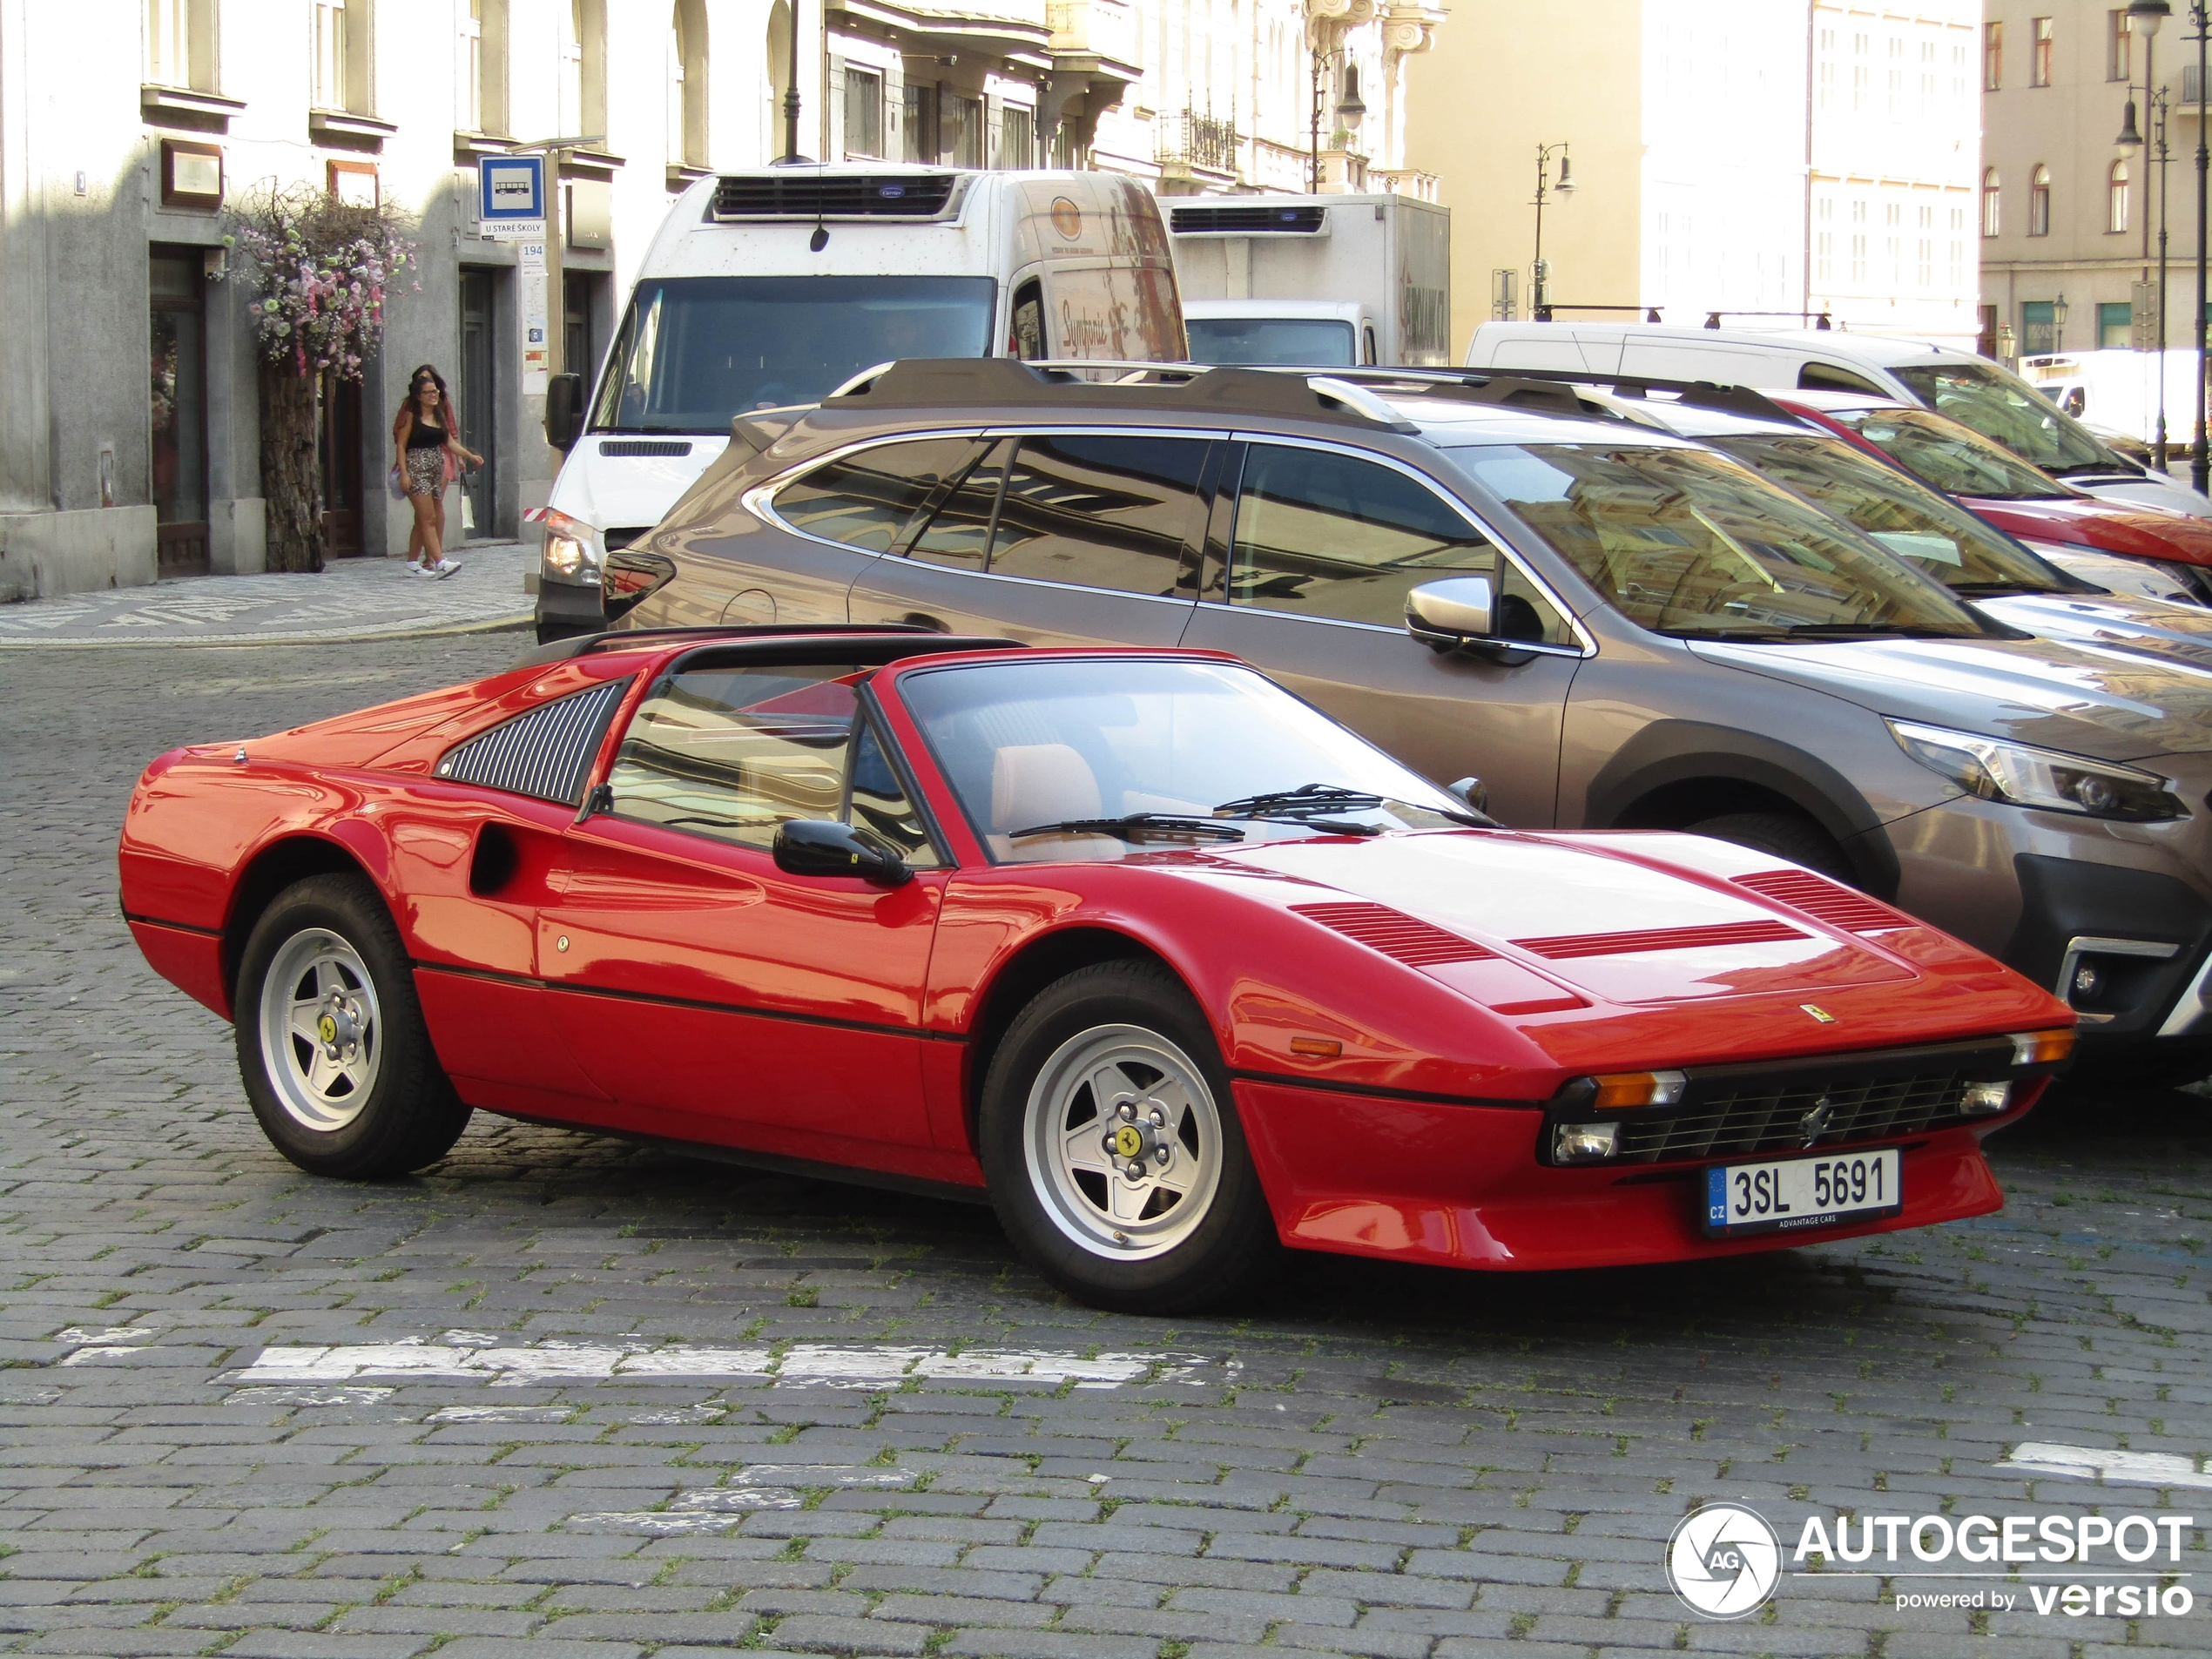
[589,276,996,431]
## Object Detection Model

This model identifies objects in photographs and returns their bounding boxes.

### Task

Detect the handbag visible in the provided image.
[386,462,407,501]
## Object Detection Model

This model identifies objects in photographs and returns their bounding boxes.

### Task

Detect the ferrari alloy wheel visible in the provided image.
[1026,1025,1223,1260]
[234,873,472,1179]
[259,927,382,1131]
[980,961,1280,1312]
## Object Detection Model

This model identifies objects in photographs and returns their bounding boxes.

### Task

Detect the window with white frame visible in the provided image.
[1850,199,1867,285]
[2109,158,2130,233]
[2029,164,2051,235]
[667,2,704,167]
[560,0,584,137]
[1982,167,2000,237]
[457,0,482,130]
[146,0,207,88]
[1815,196,1833,283]
[313,0,347,110]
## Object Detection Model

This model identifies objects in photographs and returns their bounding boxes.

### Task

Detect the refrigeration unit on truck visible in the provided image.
[1168,193,1451,368]
[531,165,1188,642]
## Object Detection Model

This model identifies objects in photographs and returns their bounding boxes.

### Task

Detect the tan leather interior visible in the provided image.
[990,743,1103,832]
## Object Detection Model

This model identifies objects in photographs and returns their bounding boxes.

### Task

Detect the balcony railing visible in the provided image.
[1157,108,1239,175]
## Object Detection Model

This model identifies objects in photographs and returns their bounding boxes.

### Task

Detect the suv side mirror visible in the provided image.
[772,819,913,887]
[545,373,584,451]
[1406,577,1496,648]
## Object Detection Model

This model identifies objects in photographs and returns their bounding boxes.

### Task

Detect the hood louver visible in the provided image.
[1292,901,1497,966]
[1731,868,1911,933]
[1512,920,1805,960]
[711,173,958,221]
[1170,204,1326,235]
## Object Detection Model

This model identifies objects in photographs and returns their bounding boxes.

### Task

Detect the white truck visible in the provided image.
[1168,193,1451,368]
[2018,348,2201,454]
[533,165,1187,641]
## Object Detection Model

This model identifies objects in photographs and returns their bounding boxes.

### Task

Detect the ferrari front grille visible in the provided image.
[435,678,631,806]
[1614,1069,1969,1163]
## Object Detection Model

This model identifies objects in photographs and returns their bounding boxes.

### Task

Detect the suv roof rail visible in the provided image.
[1438,365,1804,425]
[822,358,1420,433]
[513,621,951,670]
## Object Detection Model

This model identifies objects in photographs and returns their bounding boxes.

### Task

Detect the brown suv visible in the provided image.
[609,360,2212,1069]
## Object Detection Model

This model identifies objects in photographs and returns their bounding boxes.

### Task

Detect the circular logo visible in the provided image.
[317,1015,338,1045]
[1049,196,1083,240]
[1666,1502,1781,1620]
[1112,1124,1143,1158]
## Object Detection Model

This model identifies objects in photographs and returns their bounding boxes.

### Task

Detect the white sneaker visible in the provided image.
[432,558,462,579]
[403,562,425,576]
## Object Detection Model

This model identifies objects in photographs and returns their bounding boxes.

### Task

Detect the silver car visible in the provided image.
[613,360,2212,1069]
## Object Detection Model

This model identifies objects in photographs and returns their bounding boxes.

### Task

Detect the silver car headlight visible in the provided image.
[540,509,605,584]
[1888,718,2189,822]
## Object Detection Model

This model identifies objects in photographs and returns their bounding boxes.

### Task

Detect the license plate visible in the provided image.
[1703,1148,1902,1238]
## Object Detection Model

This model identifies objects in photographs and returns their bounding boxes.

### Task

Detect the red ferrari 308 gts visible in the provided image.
[118,629,2074,1312]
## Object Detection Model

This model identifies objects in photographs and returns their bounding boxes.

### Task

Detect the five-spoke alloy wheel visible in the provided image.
[981,961,1279,1312]
[233,873,472,1178]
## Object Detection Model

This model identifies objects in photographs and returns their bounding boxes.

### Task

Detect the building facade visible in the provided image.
[819,0,1444,198]
[1979,0,2187,364]
[1404,0,1983,361]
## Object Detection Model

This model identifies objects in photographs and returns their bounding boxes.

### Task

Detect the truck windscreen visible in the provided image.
[1184,317,1358,368]
[588,275,997,432]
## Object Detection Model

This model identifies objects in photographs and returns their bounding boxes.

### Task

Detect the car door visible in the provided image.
[846,429,1211,645]
[534,657,945,1158]
[1177,438,1586,827]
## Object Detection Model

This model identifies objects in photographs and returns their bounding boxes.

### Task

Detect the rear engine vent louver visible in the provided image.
[1512,920,1804,960]
[1170,205,1327,234]
[711,173,957,220]
[1732,868,1911,933]
[1291,901,1497,966]
[435,678,631,806]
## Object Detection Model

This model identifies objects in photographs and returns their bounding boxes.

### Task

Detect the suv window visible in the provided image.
[607,664,940,866]
[772,437,980,553]
[1226,443,1572,643]
[986,434,1208,596]
[908,440,1010,570]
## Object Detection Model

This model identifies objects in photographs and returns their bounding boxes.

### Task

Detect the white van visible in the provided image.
[1183,299,1377,367]
[1465,320,2212,520]
[533,165,1187,639]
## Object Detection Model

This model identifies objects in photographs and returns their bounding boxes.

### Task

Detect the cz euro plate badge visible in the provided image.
[1703,1148,1902,1238]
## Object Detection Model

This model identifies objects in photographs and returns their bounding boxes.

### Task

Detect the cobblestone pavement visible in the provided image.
[6,637,2212,1659]
[0,543,533,650]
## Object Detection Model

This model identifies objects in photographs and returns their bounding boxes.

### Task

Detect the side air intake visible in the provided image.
[1291,901,1497,966]
[435,678,631,806]
[1732,868,1911,933]
[711,173,958,220]
[1170,205,1327,234]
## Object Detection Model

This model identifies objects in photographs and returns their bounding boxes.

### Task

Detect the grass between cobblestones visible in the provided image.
[2,639,2209,1658]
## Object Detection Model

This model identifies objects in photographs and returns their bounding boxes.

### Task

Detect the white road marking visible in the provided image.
[1999,1441,2212,1489]
[224,1334,1213,1390]
[568,1486,811,1533]
[226,1385,395,1407]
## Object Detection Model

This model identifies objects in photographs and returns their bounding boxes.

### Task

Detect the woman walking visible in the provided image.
[393,365,483,577]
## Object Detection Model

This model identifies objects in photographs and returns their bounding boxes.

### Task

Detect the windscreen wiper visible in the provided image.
[1777,622,1975,637]
[1947,581,2057,597]
[1214,783,1386,818]
[1008,813,1247,845]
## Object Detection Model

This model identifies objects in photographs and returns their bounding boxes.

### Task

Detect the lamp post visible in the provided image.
[2054,290,2070,351]
[2126,0,2175,466]
[2186,0,2211,493]
[1530,141,1574,319]
[1309,49,1363,192]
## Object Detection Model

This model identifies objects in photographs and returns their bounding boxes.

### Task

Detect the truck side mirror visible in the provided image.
[545,373,584,451]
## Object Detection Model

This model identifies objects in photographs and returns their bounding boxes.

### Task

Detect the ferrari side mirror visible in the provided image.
[773,819,913,887]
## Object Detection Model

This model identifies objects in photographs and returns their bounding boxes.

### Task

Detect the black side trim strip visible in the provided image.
[416,961,967,1042]
[1229,1068,1534,1109]
[489,1109,993,1207]
[124,912,221,938]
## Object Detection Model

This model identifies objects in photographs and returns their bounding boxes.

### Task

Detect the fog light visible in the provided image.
[2072,962,2103,1001]
[1961,1081,2013,1116]
[1554,1122,1621,1163]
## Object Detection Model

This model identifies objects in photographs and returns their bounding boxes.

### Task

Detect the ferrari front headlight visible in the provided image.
[1888,719,2188,822]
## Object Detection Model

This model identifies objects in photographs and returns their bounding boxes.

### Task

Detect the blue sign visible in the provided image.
[478,154,544,225]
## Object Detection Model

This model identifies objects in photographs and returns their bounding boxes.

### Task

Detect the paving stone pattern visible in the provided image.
[4,638,2212,1658]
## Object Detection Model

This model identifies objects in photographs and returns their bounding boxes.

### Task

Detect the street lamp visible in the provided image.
[2179,0,2212,493]
[1531,142,1574,319]
[2124,1,2175,464]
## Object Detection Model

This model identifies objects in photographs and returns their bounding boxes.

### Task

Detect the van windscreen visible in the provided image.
[589,276,996,432]
[1184,317,1357,367]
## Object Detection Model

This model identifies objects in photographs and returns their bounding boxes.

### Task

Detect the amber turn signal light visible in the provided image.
[2008,1028,2074,1067]
[1587,1069,1689,1110]
[1290,1037,1343,1058]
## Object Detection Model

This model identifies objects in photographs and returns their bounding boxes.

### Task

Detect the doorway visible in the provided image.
[564,271,604,386]
[458,268,499,539]
[149,247,210,577]
[318,373,364,556]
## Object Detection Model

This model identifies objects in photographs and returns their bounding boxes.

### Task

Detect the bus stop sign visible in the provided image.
[478,155,545,240]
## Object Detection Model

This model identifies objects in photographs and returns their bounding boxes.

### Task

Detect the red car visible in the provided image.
[118,629,2074,1312]
[1772,389,2212,604]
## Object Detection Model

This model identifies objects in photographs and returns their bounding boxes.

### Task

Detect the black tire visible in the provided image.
[978,961,1282,1314]
[233,873,471,1178]
[1685,810,1856,884]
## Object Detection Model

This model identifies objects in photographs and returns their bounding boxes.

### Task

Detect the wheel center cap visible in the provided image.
[1111,1124,1144,1159]
[318,997,362,1056]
